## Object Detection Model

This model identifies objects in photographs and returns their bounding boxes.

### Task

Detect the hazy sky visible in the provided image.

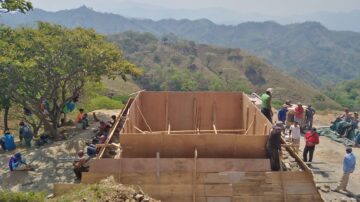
[31,0,360,16]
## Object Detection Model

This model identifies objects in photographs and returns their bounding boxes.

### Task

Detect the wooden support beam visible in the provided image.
[96,143,120,149]
[314,181,338,183]
[213,124,218,135]
[263,124,267,136]
[156,152,160,183]
[165,93,169,131]
[134,126,145,134]
[193,98,197,131]
[252,112,257,135]
[245,107,249,130]
[167,123,171,135]
[193,148,198,202]
[136,103,152,133]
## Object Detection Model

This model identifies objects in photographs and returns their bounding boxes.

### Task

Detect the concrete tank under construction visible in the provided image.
[81,92,323,201]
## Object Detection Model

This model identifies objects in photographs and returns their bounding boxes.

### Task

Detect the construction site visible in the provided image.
[54,91,323,201]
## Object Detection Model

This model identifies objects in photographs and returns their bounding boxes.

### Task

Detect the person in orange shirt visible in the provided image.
[76,109,88,129]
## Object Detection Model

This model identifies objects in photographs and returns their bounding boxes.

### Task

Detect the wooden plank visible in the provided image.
[204,184,233,196]
[81,172,119,184]
[120,134,268,158]
[117,158,271,173]
[53,184,82,196]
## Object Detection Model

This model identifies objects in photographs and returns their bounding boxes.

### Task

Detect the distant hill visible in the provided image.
[2,6,360,87]
[108,31,340,109]
[324,78,360,110]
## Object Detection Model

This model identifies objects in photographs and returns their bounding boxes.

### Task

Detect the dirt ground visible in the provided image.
[0,109,120,193]
[303,112,360,201]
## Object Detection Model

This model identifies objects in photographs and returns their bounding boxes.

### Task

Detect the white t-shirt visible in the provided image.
[290,125,301,139]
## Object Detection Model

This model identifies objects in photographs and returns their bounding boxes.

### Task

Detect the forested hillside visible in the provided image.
[2,6,360,87]
[108,32,340,109]
[324,79,360,110]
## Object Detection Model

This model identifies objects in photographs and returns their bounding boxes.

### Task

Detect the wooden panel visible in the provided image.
[120,134,268,158]
[53,184,82,196]
[89,158,121,173]
[138,92,167,131]
[168,92,196,130]
[81,172,119,184]
[117,158,270,172]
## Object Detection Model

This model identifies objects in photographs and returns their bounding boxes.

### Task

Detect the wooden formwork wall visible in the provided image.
[122,92,248,133]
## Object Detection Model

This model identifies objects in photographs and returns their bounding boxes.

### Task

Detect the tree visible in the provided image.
[0,23,141,138]
[0,0,32,13]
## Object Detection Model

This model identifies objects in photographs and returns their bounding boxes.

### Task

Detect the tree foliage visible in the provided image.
[0,0,32,13]
[0,23,140,137]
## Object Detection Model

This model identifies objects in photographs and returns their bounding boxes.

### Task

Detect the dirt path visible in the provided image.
[304,113,360,201]
[0,109,120,193]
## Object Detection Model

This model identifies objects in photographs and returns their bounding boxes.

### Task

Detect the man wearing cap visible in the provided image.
[305,105,316,129]
[261,88,273,123]
[334,147,356,192]
[277,104,288,124]
[266,126,282,171]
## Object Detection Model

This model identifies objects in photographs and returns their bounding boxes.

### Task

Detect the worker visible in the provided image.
[339,108,352,122]
[19,121,33,147]
[289,121,301,153]
[305,105,316,129]
[303,128,319,162]
[294,103,304,127]
[266,126,282,171]
[9,152,33,171]
[340,112,359,138]
[277,104,288,124]
[333,147,356,192]
[1,129,16,151]
[73,150,89,180]
[261,88,273,123]
[108,115,117,127]
[76,109,88,129]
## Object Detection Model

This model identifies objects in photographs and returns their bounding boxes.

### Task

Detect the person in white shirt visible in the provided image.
[289,121,301,153]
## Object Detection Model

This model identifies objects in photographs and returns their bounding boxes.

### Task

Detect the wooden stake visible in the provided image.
[246,107,249,130]
[156,152,160,183]
[167,123,171,135]
[192,148,198,202]
[213,124,218,134]
[193,98,197,131]
[134,126,145,134]
[252,112,257,135]
[263,124,267,136]
[165,93,169,131]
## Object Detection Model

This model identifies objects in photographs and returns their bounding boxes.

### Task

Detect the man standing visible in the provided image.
[261,88,273,123]
[305,105,316,129]
[294,103,305,127]
[266,126,282,171]
[303,128,319,162]
[289,122,301,153]
[277,104,288,124]
[19,121,33,147]
[334,147,356,192]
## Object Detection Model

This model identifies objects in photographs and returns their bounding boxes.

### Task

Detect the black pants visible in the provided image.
[305,117,313,129]
[267,148,280,171]
[303,146,315,162]
[73,166,89,180]
[261,108,273,123]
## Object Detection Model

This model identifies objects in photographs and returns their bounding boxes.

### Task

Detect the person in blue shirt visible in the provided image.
[277,104,288,123]
[1,129,16,151]
[334,147,356,192]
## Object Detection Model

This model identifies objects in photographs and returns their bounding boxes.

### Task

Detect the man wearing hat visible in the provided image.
[334,147,356,192]
[261,88,273,123]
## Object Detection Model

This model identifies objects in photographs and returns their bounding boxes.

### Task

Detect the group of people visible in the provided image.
[260,88,316,130]
[266,122,320,171]
[72,113,117,180]
[0,121,34,152]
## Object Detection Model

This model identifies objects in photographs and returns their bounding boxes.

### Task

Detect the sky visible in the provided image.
[30,0,360,16]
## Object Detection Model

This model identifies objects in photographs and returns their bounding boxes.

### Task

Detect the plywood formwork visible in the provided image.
[76,92,323,201]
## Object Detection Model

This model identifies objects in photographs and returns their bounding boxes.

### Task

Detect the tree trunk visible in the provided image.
[3,106,9,130]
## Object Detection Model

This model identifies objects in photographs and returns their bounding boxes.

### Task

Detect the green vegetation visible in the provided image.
[0,191,45,202]
[0,23,139,137]
[0,0,32,13]
[324,79,360,111]
[108,31,340,109]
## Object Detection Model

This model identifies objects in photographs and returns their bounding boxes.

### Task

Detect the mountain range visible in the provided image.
[2,6,360,87]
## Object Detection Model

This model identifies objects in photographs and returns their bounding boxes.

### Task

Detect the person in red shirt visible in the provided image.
[303,127,320,162]
[294,103,304,126]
